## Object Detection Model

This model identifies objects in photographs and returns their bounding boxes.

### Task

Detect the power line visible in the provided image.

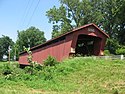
[18,0,34,29]
[22,0,34,27]
[26,0,41,27]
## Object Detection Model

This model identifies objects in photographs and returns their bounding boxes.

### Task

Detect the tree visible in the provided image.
[98,0,124,53]
[117,0,125,45]
[99,0,123,38]
[16,26,46,52]
[0,35,14,61]
[46,0,103,38]
[47,0,123,38]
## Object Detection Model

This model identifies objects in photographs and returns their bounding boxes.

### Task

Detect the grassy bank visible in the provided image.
[0,57,125,94]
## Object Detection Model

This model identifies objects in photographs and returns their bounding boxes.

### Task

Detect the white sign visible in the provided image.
[71,47,75,53]
[88,28,95,32]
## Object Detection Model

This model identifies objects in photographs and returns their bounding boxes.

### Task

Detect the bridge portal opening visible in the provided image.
[75,35,101,56]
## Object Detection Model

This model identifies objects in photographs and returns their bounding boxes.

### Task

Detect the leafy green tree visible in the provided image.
[99,0,123,38]
[101,0,125,53]
[46,0,103,38]
[16,26,46,53]
[117,0,125,45]
[0,35,14,60]
[47,0,124,38]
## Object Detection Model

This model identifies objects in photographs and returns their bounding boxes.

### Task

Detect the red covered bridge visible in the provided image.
[19,23,109,65]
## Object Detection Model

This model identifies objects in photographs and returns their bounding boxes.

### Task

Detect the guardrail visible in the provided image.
[92,55,124,60]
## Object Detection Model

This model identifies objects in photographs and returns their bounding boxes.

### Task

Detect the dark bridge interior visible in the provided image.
[75,35,101,56]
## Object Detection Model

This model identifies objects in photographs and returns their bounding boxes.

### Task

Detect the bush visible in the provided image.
[24,62,43,75]
[31,61,43,71]
[2,63,13,75]
[24,66,34,74]
[116,47,125,55]
[104,50,110,56]
[44,55,59,66]
[23,47,43,75]
[34,63,43,71]
[42,67,54,80]
[1,63,24,80]
[105,39,120,54]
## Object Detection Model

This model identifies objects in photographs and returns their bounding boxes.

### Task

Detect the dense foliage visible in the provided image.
[0,35,14,60]
[44,55,59,66]
[116,46,125,55]
[16,26,46,52]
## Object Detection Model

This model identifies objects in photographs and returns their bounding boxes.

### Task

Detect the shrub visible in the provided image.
[24,62,43,75]
[23,46,32,64]
[104,50,110,56]
[44,55,59,66]
[23,47,43,75]
[2,64,13,75]
[105,39,120,54]
[2,63,24,81]
[24,66,34,74]
[33,63,43,71]
[30,61,43,70]
[116,47,125,55]
[42,67,54,80]
[4,74,14,80]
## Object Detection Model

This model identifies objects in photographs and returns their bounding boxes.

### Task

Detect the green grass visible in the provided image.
[0,57,125,94]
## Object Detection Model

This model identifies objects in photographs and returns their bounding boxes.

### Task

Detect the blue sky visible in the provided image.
[0,0,60,42]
